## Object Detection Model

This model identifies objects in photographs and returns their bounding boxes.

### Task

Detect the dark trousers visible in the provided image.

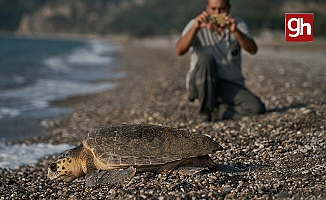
[188,54,266,120]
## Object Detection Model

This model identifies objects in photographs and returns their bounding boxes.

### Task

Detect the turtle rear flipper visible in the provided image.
[85,166,136,186]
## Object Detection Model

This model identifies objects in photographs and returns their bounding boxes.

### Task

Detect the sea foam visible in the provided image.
[0,142,74,169]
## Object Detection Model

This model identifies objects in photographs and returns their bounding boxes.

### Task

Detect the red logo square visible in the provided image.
[285,13,314,42]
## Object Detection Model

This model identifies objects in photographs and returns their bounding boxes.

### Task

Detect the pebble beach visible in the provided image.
[0,35,325,199]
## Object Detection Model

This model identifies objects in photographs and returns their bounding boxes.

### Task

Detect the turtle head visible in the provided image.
[48,145,85,182]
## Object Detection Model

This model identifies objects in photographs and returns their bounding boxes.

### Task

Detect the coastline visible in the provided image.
[1,35,325,199]
[0,34,121,143]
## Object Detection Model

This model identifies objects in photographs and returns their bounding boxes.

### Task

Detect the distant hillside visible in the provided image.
[0,0,325,36]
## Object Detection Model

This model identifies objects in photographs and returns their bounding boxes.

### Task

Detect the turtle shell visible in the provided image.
[83,124,222,167]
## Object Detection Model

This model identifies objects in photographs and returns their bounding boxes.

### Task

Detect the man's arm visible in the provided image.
[233,28,258,54]
[227,16,258,54]
[175,25,198,55]
[175,11,209,56]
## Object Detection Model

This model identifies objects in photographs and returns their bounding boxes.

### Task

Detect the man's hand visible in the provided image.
[219,14,236,32]
[194,11,211,30]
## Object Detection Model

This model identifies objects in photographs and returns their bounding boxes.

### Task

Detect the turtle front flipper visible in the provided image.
[85,167,136,186]
[174,166,207,175]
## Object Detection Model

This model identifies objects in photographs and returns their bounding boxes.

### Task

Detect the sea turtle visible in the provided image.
[48,124,223,186]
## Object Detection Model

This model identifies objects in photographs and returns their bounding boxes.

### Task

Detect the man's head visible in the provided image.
[206,0,231,15]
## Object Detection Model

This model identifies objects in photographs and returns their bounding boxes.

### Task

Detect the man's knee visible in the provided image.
[242,96,266,116]
[235,90,266,116]
[242,100,265,116]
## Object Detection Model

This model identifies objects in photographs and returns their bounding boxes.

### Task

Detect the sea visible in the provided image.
[0,35,123,168]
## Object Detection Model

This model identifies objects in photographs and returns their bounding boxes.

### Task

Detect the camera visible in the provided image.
[207,13,227,25]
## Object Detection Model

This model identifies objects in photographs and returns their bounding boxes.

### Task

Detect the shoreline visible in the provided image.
[0,35,122,144]
[1,35,325,199]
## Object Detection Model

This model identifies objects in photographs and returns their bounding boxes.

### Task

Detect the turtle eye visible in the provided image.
[49,163,57,172]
